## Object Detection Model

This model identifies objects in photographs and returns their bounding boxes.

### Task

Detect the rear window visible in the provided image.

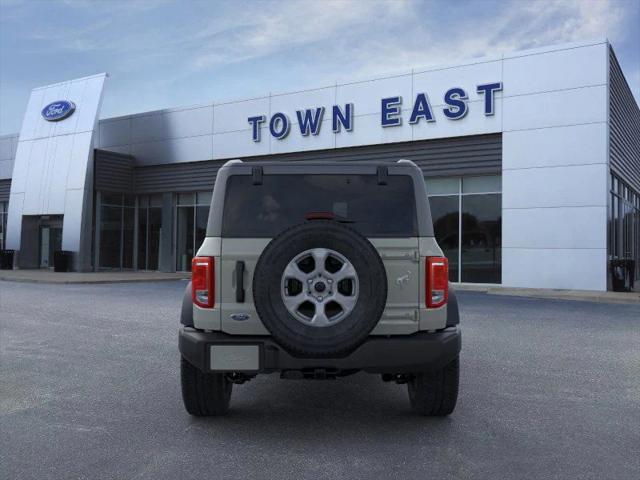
[222,174,417,238]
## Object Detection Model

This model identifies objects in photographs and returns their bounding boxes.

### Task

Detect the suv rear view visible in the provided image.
[179,159,461,416]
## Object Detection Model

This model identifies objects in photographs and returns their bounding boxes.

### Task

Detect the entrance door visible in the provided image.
[39,226,62,268]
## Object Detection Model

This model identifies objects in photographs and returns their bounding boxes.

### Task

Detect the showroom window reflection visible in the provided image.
[138,194,163,271]
[176,191,211,271]
[425,176,502,284]
[609,173,640,284]
[98,193,135,270]
[97,192,165,271]
[0,201,7,250]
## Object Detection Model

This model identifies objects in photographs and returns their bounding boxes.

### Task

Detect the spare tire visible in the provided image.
[253,220,387,357]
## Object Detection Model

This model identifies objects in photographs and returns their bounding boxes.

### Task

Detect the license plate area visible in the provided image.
[209,345,260,372]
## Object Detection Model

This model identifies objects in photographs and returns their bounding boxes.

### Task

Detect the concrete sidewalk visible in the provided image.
[0,269,189,284]
[455,283,640,304]
[1,269,638,304]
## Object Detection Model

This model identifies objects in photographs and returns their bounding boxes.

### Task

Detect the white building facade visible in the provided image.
[0,40,638,291]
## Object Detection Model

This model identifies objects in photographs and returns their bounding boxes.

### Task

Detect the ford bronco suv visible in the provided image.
[179,159,461,416]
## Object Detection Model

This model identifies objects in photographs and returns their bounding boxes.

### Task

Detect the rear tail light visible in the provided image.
[192,256,215,308]
[426,256,448,308]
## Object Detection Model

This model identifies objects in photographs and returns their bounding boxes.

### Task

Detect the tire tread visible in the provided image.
[181,356,232,416]
[408,357,459,416]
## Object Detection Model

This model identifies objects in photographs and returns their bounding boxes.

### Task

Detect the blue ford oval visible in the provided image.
[41,100,76,122]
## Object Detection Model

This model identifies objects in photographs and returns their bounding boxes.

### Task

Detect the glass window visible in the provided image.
[222,174,417,238]
[98,193,135,270]
[425,177,459,195]
[149,194,163,208]
[196,206,208,250]
[0,201,6,250]
[147,207,162,270]
[99,205,122,269]
[176,205,195,271]
[429,196,459,282]
[178,193,195,205]
[122,207,135,268]
[427,176,502,284]
[176,191,211,271]
[461,194,502,283]
[102,193,123,206]
[137,206,148,270]
[196,191,212,205]
[137,196,164,271]
[462,175,501,194]
[608,173,640,287]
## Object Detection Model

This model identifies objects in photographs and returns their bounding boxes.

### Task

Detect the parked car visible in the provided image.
[179,159,461,416]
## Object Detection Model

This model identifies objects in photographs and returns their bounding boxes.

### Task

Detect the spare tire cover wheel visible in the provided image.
[253,221,387,357]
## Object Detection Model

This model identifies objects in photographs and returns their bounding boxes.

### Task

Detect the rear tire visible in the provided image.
[408,356,459,416]
[181,356,232,416]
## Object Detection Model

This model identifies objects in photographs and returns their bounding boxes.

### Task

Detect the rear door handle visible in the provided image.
[235,261,245,303]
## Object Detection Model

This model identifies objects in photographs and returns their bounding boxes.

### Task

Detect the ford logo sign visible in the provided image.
[230,313,250,321]
[41,100,76,122]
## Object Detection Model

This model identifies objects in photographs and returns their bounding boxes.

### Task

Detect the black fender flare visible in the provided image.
[180,281,194,327]
[446,286,460,327]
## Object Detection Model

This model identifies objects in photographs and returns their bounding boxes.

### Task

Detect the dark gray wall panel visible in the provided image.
[609,47,640,193]
[133,134,501,193]
[0,179,11,201]
[135,160,224,193]
[94,149,134,193]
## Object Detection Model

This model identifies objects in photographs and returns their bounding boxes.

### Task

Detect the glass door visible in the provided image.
[40,226,50,268]
[39,225,62,268]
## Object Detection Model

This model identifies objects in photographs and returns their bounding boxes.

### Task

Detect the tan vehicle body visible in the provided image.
[193,236,447,334]
[179,160,461,417]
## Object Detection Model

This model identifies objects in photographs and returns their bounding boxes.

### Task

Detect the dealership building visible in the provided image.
[0,39,638,291]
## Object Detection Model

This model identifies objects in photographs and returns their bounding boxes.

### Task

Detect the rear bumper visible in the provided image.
[179,327,461,374]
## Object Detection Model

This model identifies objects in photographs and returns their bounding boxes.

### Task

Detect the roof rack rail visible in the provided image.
[396,159,418,168]
[223,159,243,167]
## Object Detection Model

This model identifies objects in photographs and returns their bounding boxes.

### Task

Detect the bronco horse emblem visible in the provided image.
[395,271,411,287]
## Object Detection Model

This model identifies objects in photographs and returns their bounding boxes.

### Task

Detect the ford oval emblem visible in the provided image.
[41,100,76,122]
[230,313,250,321]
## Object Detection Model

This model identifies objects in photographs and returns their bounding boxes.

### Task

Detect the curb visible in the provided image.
[0,275,190,285]
[454,284,640,305]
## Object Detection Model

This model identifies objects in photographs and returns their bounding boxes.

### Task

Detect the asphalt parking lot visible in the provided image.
[1,280,638,480]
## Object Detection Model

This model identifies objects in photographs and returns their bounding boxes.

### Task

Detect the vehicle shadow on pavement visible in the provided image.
[184,372,457,436]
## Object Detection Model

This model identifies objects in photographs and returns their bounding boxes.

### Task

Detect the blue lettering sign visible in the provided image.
[296,107,325,136]
[269,112,290,139]
[409,93,435,124]
[381,96,402,127]
[248,115,266,142]
[476,82,503,116]
[246,82,502,140]
[443,88,468,120]
[332,104,353,133]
